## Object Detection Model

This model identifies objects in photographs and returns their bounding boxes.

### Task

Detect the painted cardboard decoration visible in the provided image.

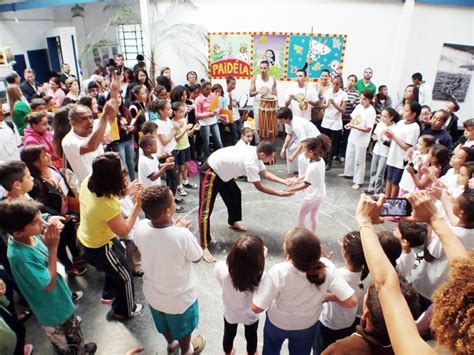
[208,32,347,82]
[432,43,474,102]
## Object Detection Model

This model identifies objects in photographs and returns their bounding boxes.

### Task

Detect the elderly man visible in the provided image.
[62,73,120,183]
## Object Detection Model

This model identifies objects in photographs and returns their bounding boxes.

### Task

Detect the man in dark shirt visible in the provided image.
[422,110,453,151]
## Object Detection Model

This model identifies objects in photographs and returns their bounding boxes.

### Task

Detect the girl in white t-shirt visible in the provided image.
[288,135,331,233]
[367,107,399,195]
[314,231,368,354]
[252,227,356,355]
[213,235,266,355]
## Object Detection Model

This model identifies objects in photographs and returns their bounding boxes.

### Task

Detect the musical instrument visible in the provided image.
[295,93,308,111]
[258,95,278,141]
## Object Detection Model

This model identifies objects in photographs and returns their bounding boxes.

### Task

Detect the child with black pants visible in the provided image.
[214,235,266,355]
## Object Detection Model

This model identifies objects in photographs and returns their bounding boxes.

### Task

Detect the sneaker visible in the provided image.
[100,296,115,305]
[191,335,205,354]
[72,291,83,304]
[67,265,88,277]
[183,182,198,189]
[112,303,145,321]
[175,196,185,204]
[175,206,186,213]
[177,186,188,196]
[24,344,33,355]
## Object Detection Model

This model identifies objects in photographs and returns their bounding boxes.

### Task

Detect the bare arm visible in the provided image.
[40,223,61,291]
[259,169,290,186]
[331,99,347,114]
[252,181,292,197]
[280,132,293,158]
[325,292,358,308]
[289,143,303,162]
[107,195,142,238]
[249,77,258,97]
[288,181,310,193]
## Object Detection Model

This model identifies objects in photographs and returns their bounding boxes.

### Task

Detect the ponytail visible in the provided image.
[306,260,326,285]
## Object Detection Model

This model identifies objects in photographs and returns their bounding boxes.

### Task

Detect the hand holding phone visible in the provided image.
[380,198,412,217]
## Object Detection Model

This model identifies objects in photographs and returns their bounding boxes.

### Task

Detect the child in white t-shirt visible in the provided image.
[288,135,331,233]
[251,227,356,355]
[314,231,367,353]
[235,127,254,148]
[394,222,428,278]
[213,235,266,355]
[339,90,377,190]
[134,186,205,355]
[138,135,174,188]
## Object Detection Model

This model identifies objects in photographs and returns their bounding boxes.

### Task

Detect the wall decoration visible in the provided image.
[432,43,474,102]
[208,32,347,82]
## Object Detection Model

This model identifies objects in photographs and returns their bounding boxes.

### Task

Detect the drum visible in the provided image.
[258,96,278,141]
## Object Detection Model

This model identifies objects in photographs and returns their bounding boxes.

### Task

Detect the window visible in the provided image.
[117,24,144,68]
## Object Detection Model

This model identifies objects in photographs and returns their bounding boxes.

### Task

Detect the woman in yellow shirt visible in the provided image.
[78,152,143,320]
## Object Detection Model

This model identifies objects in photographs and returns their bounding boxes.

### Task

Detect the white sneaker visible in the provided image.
[178,186,188,196]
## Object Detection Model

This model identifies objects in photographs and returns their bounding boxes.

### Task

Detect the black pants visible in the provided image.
[57,220,80,268]
[198,165,242,248]
[223,318,258,354]
[82,238,135,317]
[320,128,342,162]
[312,320,355,354]
[160,150,179,196]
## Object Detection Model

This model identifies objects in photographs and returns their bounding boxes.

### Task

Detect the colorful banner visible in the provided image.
[208,32,347,82]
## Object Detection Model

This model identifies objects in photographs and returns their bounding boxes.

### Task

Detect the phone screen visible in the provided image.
[380,198,412,217]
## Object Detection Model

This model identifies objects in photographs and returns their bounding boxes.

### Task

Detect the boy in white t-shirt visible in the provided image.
[225,76,243,144]
[134,186,204,355]
[138,135,174,188]
[394,222,427,278]
[339,90,376,189]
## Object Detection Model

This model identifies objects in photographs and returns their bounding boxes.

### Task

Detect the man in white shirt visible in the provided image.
[0,108,22,163]
[278,107,320,176]
[412,72,431,106]
[225,76,243,145]
[285,69,318,121]
[62,73,120,184]
[199,142,293,262]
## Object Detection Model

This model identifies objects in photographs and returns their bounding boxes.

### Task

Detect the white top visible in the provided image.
[138,154,161,188]
[411,225,474,300]
[399,151,428,193]
[62,130,105,184]
[418,82,431,106]
[213,261,260,325]
[348,104,377,148]
[321,88,348,131]
[253,258,354,330]
[319,267,363,330]
[396,251,416,279]
[386,120,420,169]
[156,118,176,154]
[253,75,275,109]
[303,159,326,202]
[224,92,241,121]
[134,221,203,314]
[372,122,391,158]
[208,145,265,183]
[235,139,250,148]
[286,84,317,121]
[0,120,22,162]
[464,139,474,148]
[285,116,320,144]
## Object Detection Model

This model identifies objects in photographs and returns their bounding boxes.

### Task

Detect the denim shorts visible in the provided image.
[150,300,199,340]
[386,165,404,184]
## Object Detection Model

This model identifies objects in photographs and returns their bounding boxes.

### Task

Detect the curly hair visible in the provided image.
[431,251,474,355]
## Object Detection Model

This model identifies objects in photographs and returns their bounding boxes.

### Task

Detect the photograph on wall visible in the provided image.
[253,34,287,78]
[432,43,474,102]
[208,33,252,79]
[287,34,346,81]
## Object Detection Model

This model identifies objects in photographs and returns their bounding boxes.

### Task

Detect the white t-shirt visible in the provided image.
[138,154,161,188]
[372,122,391,158]
[285,116,320,144]
[0,120,22,162]
[156,118,176,154]
[208,145,265,183]
[252,258,354,330]
[347,104,377,148]
[396,251,416,279]
[235,139,249,148]
[399,151,429,193]
[321,89,348,131]
[213,261,260,325]
[62,130,105,184]
[224,92,241,121]
[134,221,203,314]
[319,267,363,330]
[286,84,317,121]
[411,225,474,300]
[464,139,474,148]
[303,159,326,202]
[386,120,420,169]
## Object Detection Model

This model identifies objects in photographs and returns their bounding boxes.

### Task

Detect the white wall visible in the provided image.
[144,0,474,123]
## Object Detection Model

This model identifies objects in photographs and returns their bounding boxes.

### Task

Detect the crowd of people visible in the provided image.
[0,52,473,355]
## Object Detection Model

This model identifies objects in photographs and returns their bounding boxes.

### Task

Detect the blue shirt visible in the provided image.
[7,236,74,326]
[422,127,453,151]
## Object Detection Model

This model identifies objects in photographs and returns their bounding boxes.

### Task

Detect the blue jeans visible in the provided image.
[117,139,136,181]
[200,123,223,160]
[263,316,318,355]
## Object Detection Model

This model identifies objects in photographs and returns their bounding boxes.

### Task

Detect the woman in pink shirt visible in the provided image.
[46,76,66,108]
[195,81,223,160]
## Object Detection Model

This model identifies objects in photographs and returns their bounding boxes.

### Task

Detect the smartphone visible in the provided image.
[380,198,412,217]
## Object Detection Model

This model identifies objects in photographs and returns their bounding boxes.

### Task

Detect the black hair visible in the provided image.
[20,145,46,178]
[402,85,419,105]
[320,69,330,75]
[140,185,174,220]
[459,147,474,163]
[52,105,73,157]
[419,134,437,148]
[186,71,197,81]
[361,89,374,101]
[463,118,474,129]
[139,134,156,150]
[170,85,187,103]
[383,107,400,123]
[411,72,423,81]
[200,81,212,90]
[277,107,293,120]
[5,72,19,84]
[88,153,127,198]
[430,144,450,177]
[78,96,94,111]
[48,76,61,86]
[148,99,169,113]
[171,101,186,112]
[448,100,460,112]
[302,135,331,158]
[398,222,427,248]
[30,98,47,110]
[130,84,145,102]
[136,54,144,61]
[407,101,422,118]
[433,109,450,124]
[256,141,275,156]
[227,235,265,292]
[212,83,224,96]
[141,121,158,135]
[421,104,432,112]
[87,81,99,91]
[27,111,47,126]
[0,161,28,191]
[341,231,369,285]
[458,188,474,227]
[226,76,236,84]
[376,231,402,267]
[0,199,41,234]
[347,74,358,82]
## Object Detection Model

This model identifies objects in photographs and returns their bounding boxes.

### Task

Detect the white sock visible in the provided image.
[184,344,194,355]
[168,340,179,349]
[183,179,189,185]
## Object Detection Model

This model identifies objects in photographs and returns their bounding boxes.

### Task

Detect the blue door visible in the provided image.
[27,49,51,83]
